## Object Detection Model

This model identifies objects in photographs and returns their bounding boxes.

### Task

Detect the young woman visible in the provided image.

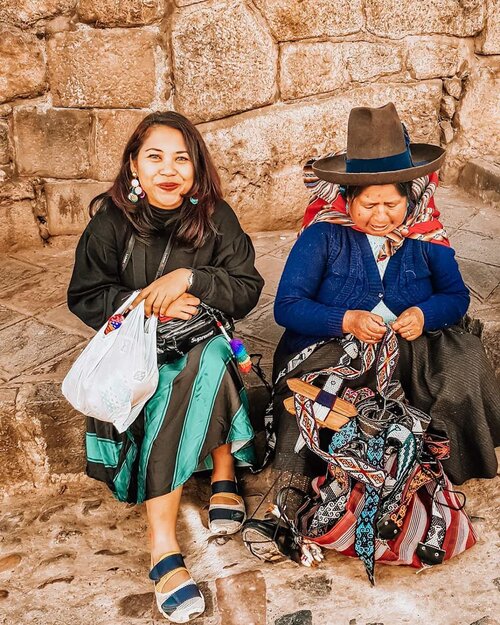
[68,111,264,623]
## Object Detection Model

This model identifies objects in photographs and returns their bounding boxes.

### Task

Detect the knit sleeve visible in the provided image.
[416,244,470,330]
[188,201,264,319]
[274,224,349,337]
[67,214,134,331]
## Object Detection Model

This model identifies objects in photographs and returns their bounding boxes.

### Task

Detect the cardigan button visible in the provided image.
[378,292,384,298]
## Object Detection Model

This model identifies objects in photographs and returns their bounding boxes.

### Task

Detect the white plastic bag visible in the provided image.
[62,291,159,433]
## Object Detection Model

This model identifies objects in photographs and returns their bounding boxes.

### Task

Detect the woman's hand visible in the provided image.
[342,310,386,344]
[161,293,200,320]
[392,306,424,341]
[129,268,192,317]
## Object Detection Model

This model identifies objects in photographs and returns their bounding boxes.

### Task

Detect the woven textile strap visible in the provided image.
[355,433,386,585]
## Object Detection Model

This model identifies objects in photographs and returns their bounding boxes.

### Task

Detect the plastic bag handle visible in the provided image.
[113,290,142,316]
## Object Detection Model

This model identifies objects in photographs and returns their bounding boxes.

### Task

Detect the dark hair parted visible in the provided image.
[90,111,222,248]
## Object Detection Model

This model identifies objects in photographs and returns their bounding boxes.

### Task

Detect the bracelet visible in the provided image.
[186,270,194,291]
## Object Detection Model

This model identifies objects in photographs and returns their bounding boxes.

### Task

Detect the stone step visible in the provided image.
[459,157,500,207]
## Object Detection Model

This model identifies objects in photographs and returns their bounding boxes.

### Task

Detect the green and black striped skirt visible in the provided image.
[85,335,255,504]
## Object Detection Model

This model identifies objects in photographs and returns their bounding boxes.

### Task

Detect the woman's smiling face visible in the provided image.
[349,184,408,236]
[132,125,195,210]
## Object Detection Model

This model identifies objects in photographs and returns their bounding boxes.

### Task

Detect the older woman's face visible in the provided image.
[132,125,195,210]
[349,184,407,236]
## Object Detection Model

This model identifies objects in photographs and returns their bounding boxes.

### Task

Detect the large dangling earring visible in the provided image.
[189,196,199,205]
[128,173,145,204]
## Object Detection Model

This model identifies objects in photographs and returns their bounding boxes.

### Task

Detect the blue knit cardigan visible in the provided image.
[274,223,470,352]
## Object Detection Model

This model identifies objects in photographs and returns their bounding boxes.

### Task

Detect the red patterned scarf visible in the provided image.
[302,155,449,261]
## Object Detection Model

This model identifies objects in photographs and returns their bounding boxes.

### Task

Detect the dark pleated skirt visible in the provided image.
[272,327,500,485]
[85,335,255,504]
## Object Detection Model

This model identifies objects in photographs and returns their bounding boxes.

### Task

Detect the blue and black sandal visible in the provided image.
[149,552,205,623]
[209,480,246,535]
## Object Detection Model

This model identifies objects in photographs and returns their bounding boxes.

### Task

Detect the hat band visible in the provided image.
[346,148,413,174]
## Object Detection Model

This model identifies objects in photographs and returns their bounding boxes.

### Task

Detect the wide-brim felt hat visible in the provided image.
[312,102,446,185]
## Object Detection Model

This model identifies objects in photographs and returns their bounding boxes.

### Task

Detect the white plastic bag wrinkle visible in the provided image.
[62,292,159,433]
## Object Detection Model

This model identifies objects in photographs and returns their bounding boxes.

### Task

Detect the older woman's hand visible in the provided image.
[129,268,192,317]
[342,310,386,344]
[392,306,424,341]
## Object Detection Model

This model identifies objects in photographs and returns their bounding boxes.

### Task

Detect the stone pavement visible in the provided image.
[0,185,499,625]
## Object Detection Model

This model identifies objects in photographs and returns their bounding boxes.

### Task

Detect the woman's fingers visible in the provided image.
[183,304,199,316]
[181,294,200,306]
[158,296,175,317]
[145,292,161,318]
[128,288,149,311]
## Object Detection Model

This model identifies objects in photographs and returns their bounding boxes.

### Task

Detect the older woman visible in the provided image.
[272,103,499,494]
[68,111,263,623]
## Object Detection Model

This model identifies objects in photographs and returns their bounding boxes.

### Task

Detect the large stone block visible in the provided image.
[0,389,32,489]
[366,0,485,38]
[280,42,347,101]
[0,317,81,380]
[345,42,404,83]
[15,382,85,477]
[14,108,91,178]
[0,183,40,252]
[215,571,267,625]
[253,0,363,40]
[460,157,500,206]
[280,41,403,100]
[201,81,442,229]
[47,29,157,108]
[172,1,277,123]
[0,120,10,164]
[44,181,110,236]
[0,179,35,204]
[407,36,472,79]
[442,57,500,183]
[93,109,148,181]
[475,0,500,54]
[0,0,75,26]
[0,256,42,293]
[78,0,164,27]
[0,26,46,104]
[0,200,41,252]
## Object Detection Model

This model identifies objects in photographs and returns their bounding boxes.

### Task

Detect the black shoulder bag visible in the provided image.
[121,228,234,364]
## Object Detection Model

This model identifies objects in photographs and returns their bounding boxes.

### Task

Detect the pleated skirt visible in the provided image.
[272,327,500,485]
[85,335,255,504]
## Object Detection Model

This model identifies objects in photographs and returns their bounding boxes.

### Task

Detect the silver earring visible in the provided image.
[128,173,145,203]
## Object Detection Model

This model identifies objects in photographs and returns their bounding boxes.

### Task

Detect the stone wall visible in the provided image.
[0,0,498,249]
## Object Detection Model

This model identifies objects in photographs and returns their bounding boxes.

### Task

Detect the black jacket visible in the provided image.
[67,199,264,330]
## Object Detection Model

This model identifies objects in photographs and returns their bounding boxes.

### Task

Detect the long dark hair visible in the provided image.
[90,111,222,248]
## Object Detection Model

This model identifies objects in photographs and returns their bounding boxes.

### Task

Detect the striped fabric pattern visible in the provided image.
[85,335,255,504]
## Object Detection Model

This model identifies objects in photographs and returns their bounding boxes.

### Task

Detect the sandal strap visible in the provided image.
[156,566,189,591]
[211,480,239,495]
[160,582,203,616]
[209,507,246,523]
[149,553,185,582]
[210,492,242,505]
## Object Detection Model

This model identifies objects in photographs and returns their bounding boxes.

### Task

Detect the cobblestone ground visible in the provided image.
[0,186,499,625]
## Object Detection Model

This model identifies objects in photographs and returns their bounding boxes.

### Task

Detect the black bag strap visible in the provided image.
[120,224,178,285]
[121,232,136,274]
[154,226,177,280]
